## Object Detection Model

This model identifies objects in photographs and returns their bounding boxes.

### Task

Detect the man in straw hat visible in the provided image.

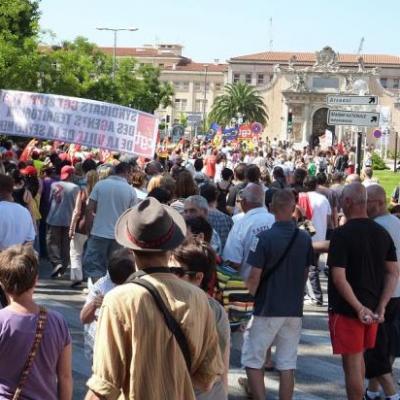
[85,197,224,400]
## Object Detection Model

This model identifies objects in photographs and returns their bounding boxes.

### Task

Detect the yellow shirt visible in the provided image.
[87,272,224,400]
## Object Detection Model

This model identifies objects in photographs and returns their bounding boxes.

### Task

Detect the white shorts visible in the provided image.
[241,316,302,371]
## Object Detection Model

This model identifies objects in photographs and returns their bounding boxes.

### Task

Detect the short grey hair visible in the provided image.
[342,182,367,205]
[240,183,264,206]
[184,195,208,211]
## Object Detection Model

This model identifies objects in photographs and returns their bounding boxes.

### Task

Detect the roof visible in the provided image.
[163,62,228,73]
[98,46,182,58]
[230,51,400,65]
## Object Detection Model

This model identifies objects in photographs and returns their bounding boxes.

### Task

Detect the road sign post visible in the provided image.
[327,110,380,127]
[356,131,363,175]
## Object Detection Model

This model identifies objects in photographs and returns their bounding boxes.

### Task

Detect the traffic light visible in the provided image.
[166,115,170,124]
[287,109,293,134]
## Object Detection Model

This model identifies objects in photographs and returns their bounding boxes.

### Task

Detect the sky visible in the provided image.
[39,0,400,63]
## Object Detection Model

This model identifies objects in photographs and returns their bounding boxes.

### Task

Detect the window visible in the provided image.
[159,63,164,68]
[394,79,399,89]
[174,99,187,111]
[233,73,240,83]
[194,82,201,91]
[381,78,388,88]
[215,83,222,91]
[257,73,265,85]
[182,81,189,91]
[245,73,252,84]
[195,99,207,112]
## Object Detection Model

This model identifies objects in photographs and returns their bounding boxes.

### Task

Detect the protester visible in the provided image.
[183,195,222,254]
[172,237,230,399]
[362,166,379,187]
[0,245,72,400]
[69,170,99,287]
[365,185,400,400]
[46,165,80,278]
[223,183,275,279]
[80,248,135,360]
[303,175,331,306]
[83,162,137,282]
[243,189,313,400]
[327,183,399,400]
[226,163,247,215]
[200,183,233,251]
[0,174,36,251]
[85,197,224,400]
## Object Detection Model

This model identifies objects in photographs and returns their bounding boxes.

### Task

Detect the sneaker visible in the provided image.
[304,298,324,307]
[51,264,66,278]
[364,390,382,399]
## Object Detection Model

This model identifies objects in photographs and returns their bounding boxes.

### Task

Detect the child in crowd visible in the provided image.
[80,248,135,359]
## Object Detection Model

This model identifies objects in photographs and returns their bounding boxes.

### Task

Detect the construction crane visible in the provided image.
[356,37,365,54]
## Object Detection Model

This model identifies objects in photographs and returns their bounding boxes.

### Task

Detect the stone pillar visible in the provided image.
[302,104,310,144]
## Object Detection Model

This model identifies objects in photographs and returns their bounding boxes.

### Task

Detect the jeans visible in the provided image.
[46,225,70,269]
[70,233,87,282]
[83,235,121,280]
[306,254,323,304]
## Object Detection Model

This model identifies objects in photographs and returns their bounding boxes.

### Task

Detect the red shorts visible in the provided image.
[329,313,378,355]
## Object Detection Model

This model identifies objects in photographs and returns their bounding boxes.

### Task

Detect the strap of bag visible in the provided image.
[12,306,48,400]
[130,278,192,371]
[256,228,299,297]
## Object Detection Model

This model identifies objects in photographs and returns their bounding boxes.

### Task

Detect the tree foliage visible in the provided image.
[209,82,268,126]
[0,2,172,113]
[0,0,40,44]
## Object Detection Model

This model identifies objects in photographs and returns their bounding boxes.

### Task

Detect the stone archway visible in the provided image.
[311,107,335,147]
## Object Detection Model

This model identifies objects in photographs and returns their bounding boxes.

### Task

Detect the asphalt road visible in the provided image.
[35,259,400,399]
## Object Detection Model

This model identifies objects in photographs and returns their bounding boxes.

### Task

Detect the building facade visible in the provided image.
[100,44,227,127]
[228,46,400,149]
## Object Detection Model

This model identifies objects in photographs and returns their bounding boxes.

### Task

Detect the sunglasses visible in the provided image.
[170,267,198,278]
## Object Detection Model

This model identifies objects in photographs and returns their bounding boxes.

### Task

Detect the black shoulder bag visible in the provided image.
[128,269,192,371]
[255,228,299,298]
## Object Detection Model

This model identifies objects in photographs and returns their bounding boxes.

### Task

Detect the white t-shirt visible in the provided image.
[90,176,137,239]
[307,191,331,242]
[0,201,36,250]
[223,207,275,279]
[84,274,116,359]
[375,214,400,297]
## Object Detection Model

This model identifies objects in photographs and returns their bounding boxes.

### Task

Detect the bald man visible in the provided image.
[364,185,400,400]
[327,183,399,400]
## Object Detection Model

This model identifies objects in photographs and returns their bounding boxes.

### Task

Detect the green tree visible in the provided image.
[0,0,40,43]
[209,82,268,126]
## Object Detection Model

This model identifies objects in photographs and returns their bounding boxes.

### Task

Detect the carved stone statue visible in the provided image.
[345,75,354,92]
[288,55,297,71]
[292,72,308,92]
[313,46,339,71]
[273,63,281,73]
[357,56,365,73]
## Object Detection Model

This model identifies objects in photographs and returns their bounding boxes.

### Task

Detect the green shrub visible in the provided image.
[372,152,389,170]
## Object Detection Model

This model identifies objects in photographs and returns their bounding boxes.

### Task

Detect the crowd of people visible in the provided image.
[0,136,400,400]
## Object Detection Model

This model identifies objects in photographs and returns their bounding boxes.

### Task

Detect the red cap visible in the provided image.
[20,166,38,176]
[60,165,74,180]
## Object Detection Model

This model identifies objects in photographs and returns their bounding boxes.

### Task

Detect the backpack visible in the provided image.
[216,263,254,331]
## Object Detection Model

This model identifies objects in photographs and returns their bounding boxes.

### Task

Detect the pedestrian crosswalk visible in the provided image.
[34,278,400,399]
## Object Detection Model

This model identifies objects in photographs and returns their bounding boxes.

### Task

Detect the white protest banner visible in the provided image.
[0,90,159,158]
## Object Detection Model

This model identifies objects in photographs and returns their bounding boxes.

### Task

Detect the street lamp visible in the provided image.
[96,27,138,80]
[203,64,209,132]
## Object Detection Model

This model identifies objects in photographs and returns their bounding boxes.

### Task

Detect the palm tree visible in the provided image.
[208,82,268,126]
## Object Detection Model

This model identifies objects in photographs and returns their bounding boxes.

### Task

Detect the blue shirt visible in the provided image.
[247,220,314,317]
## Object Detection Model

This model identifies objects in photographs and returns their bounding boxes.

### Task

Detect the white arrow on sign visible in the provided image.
[327,110,380,127]
[326,95,379,106]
